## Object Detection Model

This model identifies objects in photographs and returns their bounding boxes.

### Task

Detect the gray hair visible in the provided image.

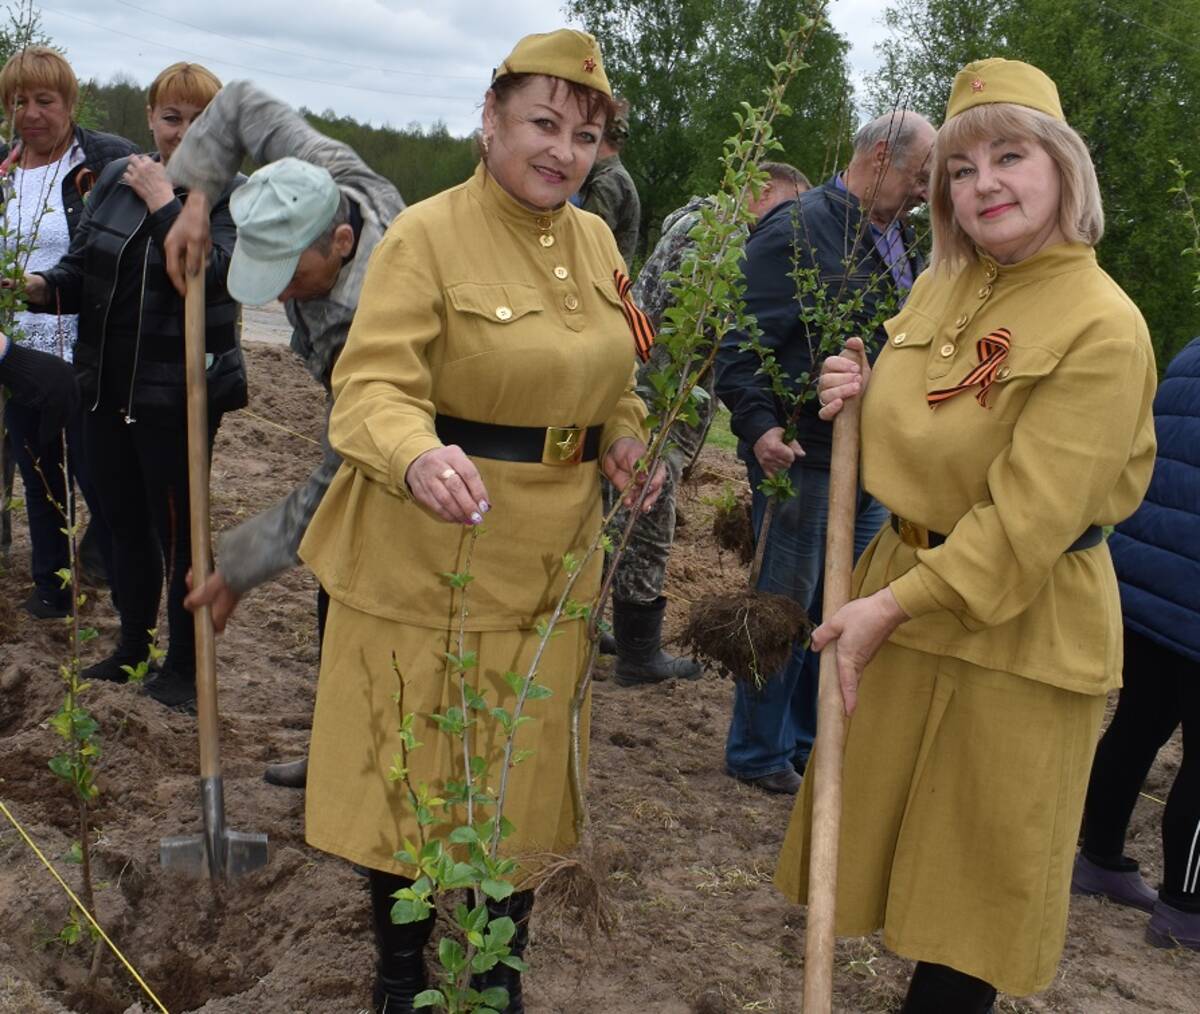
[308,191,352,255]
[852,110,932,165]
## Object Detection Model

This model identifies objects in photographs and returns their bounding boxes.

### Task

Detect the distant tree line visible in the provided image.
[81,74,479,206]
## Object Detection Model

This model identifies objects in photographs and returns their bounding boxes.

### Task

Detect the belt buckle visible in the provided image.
[897,518,931,550]
[543,425,585,466]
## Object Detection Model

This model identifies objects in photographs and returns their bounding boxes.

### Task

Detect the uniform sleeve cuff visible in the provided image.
[888,566,945,620]
[389,432,443,496]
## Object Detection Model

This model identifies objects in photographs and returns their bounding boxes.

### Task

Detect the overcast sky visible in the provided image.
[38,0,890,135]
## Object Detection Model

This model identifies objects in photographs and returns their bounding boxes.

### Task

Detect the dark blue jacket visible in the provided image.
[714,176,922,471]
[1109,337,1200,664]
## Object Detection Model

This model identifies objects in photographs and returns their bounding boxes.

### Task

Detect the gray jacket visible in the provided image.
[168,81,405,594]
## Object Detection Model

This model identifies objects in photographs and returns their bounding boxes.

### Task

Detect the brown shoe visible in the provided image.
[263,756,308,788]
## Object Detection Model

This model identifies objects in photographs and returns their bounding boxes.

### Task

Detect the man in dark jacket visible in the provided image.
[714,110,934,793]
[1073,336,1200,951]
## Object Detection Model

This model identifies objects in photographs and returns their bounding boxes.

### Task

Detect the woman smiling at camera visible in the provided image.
[27,62,246,712]
[775,60,1158,1010]
[297,30,656,1014]
[0,46,136,619]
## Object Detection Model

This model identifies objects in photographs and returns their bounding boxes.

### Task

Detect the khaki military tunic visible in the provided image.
[298,163,646,875]
[776,243,1157,995]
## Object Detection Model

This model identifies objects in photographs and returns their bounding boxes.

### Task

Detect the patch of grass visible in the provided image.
[705,405,739,451]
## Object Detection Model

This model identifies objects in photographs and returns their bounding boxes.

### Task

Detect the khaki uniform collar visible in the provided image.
[473,161,570,232]
[976,241,1096,283]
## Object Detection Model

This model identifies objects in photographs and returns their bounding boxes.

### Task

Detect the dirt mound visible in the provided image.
[0,339,1193,1013]
[683,590,810,685]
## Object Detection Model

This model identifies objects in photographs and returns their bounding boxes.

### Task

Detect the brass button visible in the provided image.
[495,306,513,321]
[940,343,956,358]
[892,332,907,346]
[554,266,569,280]
[539,234,555,248]
[564,294,580,311]
[954,312,969,329]
[978,284,992,299]
[996,365,1012,380]
[535,216,553,230]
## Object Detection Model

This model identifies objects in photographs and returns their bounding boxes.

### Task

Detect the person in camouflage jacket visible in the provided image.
[606,162,809,686]
[577,97,640,267]
[163,80,405,784]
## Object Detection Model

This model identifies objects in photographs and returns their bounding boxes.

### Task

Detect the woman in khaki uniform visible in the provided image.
[775,59,1158,1009]
[296,31,655,1014]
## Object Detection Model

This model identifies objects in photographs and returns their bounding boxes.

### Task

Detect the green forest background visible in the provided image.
[16,0,1200,366]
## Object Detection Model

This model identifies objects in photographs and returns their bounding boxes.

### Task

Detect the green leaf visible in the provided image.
[485,915,516,947]
[524,684,553,702]
[413,989,446,1009]
[438,936,467,974]
[448,825,480,846]
[481,878,514,902]
[479,987,509,1009]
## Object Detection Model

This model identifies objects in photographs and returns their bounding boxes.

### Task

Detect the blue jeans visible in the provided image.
[725,451,887,779]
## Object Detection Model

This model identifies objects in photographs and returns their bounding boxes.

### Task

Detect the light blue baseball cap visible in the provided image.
[228,157,340,305]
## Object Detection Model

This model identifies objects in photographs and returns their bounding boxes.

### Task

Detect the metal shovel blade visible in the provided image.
[161,775,269,880]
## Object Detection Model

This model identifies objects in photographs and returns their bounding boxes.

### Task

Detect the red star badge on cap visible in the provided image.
[971,78,985,92]
[583,57,596,73]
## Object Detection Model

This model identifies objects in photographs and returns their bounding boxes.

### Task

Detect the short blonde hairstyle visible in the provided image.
[147,62,221,111]
[930,102,1104,271]
[0,46,77,115]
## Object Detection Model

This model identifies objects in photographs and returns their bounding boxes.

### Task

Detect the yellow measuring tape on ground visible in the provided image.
[0,797,169,1013]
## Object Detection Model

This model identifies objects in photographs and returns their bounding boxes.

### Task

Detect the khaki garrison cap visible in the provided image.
[493,29,612,97]
[946,58,1065,122]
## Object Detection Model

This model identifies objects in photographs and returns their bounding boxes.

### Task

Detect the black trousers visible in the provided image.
[83,408,220,675]
[1082,627,1199,911]
[5,399,111,606]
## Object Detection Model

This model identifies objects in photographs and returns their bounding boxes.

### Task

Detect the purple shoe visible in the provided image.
[1070,852,1157,912]
[1146,900,1200,950]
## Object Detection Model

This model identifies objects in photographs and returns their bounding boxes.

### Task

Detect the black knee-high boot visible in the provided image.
[470,889,533,1013]
[369,870,436,1014]
[901,961,997,1013]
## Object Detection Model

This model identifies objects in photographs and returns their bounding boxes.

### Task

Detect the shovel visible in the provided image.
[160,269,269,881]
[802,343,865,1012]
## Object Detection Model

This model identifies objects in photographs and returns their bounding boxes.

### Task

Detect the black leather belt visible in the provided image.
[890,514,1103,552]
[435,414,603,466]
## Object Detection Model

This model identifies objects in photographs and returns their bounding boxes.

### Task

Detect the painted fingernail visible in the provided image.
[470,512,483,525]
[478,500,490,513]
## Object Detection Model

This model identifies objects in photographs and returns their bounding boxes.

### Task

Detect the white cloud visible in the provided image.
[36,0,889,134]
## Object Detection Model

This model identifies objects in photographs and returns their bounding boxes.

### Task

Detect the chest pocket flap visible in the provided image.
[883,305,937,351]
[446,282,543,324]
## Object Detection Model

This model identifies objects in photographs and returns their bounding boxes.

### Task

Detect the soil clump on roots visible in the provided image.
[683,590,810,684]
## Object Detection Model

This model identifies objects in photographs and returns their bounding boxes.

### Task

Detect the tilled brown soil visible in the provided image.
[0,341,1193,1013]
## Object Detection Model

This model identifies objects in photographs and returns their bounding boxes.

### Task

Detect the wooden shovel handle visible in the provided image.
[184,270,220,779]
[803,342,865,1012]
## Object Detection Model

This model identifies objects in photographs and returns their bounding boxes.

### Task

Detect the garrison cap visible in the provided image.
[946,58,1064,122]
[493,29,612,98]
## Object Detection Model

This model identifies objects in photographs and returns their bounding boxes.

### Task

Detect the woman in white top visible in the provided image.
[0,46,135,617]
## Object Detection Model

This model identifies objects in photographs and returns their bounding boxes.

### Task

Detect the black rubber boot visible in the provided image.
[82,643,154,683]
[613,596,702,687]
[901,961,997,1013]
[369,870,436,1014]
[263,756,309,788]
[470,889,533,1012]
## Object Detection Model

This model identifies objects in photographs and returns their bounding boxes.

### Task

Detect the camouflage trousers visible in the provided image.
[605,379,715,605]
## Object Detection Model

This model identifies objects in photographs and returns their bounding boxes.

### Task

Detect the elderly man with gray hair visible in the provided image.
[161,81,405,786]
[714,109,935,794]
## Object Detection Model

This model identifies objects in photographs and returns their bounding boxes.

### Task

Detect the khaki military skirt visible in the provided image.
[775,641,1105,996]
[305,598,590,878]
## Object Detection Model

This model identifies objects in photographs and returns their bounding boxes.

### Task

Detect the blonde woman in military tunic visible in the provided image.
[296,30,655,1013]
[775,59,1158,1010]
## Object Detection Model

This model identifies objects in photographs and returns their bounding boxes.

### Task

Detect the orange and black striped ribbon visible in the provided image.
[614,269,655,363]
[927,327,1012,409]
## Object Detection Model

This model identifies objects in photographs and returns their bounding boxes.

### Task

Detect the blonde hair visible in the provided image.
[930,102,1104,271]
[147,62,221,111]
[0,46,77,115]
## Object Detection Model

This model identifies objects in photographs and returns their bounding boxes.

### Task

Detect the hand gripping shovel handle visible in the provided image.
[802,343,865,1012]
[160,270,268,880]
